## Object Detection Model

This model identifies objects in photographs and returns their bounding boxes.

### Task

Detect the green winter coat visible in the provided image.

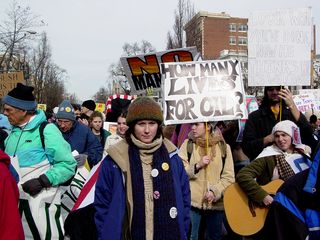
[5,110,76,185]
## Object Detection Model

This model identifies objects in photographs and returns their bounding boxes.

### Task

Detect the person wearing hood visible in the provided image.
[241,86,316,160]
[56,100,103,167]
[0,150,24,240]
[2,83,76,239]
[179,121,235,240]
[94,97,190,240]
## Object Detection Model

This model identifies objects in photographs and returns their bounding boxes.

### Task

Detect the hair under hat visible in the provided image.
[126,97,163,126]
[2,83,37,111]
[56,100,76,121]
[82,100,96,111]
[272,120,301,145]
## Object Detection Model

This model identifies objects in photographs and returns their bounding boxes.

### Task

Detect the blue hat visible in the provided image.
[2,83,37,111]
[56,100,76,121]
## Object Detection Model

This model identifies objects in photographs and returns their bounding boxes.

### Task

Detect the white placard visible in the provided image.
[248,8,312,86]
[162,59,247,125]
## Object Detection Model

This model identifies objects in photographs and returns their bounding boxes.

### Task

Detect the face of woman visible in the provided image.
[117,116,128,135]
[134,120,158,144]
[191,122,210,139]
[274,131,293,152]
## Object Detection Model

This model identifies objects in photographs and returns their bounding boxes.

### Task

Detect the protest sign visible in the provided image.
[248,8,312,86]
[292,93,316,113]
[162,59,247,125]
[236,95,259,142]
[121,47,199,94]
[0,71,25,98]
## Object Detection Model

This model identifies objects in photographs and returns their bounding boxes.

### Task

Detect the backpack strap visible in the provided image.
[39,121,49,149]
[187,138,193,162]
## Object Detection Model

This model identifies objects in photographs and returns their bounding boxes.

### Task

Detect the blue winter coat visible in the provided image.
[60,121,103,166]
[94,138,190,240]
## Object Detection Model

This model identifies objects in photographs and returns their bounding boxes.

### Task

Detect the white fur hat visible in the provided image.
[272,120,301,145]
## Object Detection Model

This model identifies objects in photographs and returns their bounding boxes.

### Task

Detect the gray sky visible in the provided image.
[0,0,319,102]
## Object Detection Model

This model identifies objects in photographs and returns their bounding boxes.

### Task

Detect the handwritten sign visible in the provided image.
[162,59,247,125]
[0,71,25,98]
[248,8,312,86]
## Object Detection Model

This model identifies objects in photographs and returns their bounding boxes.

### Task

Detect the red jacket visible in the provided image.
[0,150,24,240]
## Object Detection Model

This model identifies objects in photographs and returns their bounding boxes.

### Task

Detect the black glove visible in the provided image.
[22,174,52,197]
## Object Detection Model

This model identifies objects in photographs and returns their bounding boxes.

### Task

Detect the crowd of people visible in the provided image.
[0,83,320,240]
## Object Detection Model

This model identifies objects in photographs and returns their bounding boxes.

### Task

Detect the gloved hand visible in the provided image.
[74,154,88,167]
[22,174,52,197]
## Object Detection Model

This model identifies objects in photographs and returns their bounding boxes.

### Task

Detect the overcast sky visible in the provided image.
[0,0,319,102]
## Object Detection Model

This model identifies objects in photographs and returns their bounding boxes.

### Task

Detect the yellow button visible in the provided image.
[162,162,169,171]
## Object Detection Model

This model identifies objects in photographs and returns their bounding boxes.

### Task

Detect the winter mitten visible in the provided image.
[22,174,52,197]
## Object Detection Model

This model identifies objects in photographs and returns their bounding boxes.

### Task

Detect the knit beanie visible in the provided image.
[56,100,76,121]
[272,120,301,145]
[82,100,96,111]
[126,97,163,126]
[2,83,37,110]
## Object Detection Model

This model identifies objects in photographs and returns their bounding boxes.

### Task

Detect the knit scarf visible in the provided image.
[195,133,225,158]
[129,136,181,240]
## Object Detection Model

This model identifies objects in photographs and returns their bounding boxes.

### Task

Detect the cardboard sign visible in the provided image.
[121,47,199,94]
[95,103,105,112]
[248,8,312,86]
[0,71,25,98]
[162,59,247,125]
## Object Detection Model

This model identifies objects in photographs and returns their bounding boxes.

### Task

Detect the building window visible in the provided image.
[238,24,248,32]
[229,23,236,32]
[238,37,247,46]
[229,36,236,45]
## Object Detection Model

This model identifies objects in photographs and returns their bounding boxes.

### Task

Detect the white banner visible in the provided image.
[248,8,312,86]
[162,59,247,125]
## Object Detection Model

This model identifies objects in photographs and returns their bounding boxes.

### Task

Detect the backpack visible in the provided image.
[186,138,227,176]
[39,121,49,149]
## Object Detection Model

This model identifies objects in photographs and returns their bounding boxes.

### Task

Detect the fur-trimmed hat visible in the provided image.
[126,97,163,126]
[2,83,37,110]
[82,100,96,111]
[56,100,76,121]
[272,120,301,145]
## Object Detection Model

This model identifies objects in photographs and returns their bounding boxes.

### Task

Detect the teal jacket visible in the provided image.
[5,110,76,186]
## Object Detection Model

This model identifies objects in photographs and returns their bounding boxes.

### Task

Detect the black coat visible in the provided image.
[241,104,316,160]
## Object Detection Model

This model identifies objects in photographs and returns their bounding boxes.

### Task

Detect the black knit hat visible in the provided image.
[2,83,37,110]
[126,97,163,126]
[82,100,96,111]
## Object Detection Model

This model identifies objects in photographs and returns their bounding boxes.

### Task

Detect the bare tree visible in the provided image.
[0,0,39,74]
[93,86,113,103]
[108,40,156,94]
[29,32,67,110]
[166,0,195,49]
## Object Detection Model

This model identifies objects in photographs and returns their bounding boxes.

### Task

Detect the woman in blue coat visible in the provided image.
[94,97,190,240]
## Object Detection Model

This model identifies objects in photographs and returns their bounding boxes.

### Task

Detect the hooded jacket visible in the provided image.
[5,110,76,185]
[94,138,190,240]
[0,150,24,240]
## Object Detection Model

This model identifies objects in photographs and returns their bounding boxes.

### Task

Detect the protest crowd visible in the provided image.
[1,7,320,240]
[0,80,320,240]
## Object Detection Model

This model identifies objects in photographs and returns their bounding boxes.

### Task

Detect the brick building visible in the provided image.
[184,11,248,60]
